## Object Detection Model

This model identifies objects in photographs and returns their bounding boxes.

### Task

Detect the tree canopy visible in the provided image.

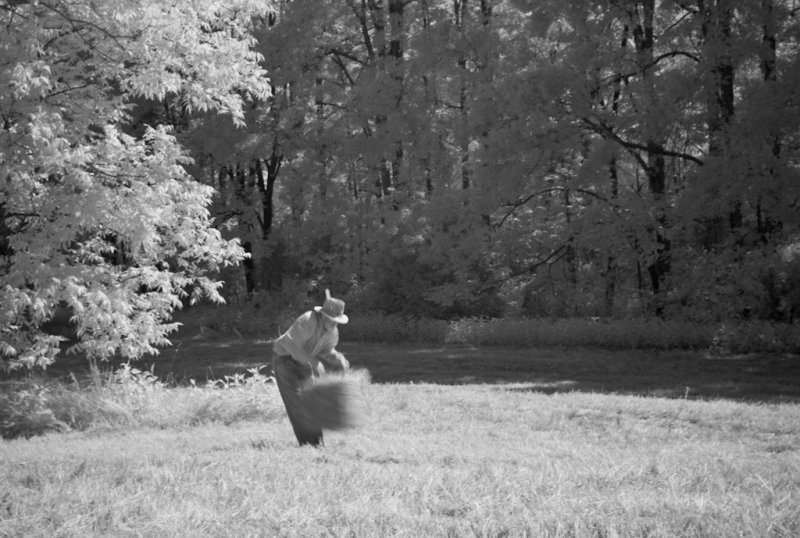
[0,0,273,369]
[205,0,799,322]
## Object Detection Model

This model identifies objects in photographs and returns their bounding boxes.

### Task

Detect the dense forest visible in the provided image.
[2,0,799,368]
[186,0,800,321]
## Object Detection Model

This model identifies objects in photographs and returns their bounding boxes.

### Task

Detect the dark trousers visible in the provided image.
[272,354,323,447]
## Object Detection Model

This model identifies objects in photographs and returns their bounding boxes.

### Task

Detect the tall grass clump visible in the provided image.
[0,363,284,440]
[0,379,132,440]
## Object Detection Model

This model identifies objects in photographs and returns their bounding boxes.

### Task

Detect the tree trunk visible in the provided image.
[455,0,471,190]
[255,152,281,242]
[0,203,11,263]
[563,187,577,288]
[630,0,671,315]
[315,76,328,200]
[242,241,256,295]
[758,0,783,241]
[700,0,738,235]
[604,21,628,317]
[368,0,405,206]
[701,0,735,158]
[389,0,405,198]
[604,155,620,316]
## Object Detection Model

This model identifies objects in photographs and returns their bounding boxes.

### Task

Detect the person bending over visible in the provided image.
[271,289,349,447]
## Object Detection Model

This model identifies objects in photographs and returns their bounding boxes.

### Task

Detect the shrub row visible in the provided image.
[345,314,800,354]
[178,304,800,353]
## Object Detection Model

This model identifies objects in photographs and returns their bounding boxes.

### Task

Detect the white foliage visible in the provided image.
[1,0,273,369]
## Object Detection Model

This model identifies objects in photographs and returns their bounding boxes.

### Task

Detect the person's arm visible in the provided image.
[318,349,349,372]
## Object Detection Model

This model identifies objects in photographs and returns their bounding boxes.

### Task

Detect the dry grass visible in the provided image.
[2,340,799,536]
[1,381,799,537]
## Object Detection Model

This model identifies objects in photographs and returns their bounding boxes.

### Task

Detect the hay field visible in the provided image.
[1,341,799,537]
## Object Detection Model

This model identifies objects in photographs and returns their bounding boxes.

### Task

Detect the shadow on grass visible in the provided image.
[14,337,800,403]
[344,343,800,403]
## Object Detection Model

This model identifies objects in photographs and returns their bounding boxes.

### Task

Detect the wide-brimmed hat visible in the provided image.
[314,289,349,324]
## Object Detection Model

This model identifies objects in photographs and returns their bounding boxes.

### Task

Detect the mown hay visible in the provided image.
[302,369,371,431]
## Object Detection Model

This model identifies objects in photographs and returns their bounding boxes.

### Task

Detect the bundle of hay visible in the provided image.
[302,368,370,431]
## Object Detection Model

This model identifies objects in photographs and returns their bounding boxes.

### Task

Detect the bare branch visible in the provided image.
[497,245,567,283]
[496,187,564,228]
[38,1,139,50]
[582,117,705,167]
[328,51,357,86]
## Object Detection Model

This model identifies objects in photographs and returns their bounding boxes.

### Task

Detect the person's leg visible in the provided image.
[272,354,324,447]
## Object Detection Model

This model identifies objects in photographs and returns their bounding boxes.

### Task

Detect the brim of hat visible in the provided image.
[314,306,349,324]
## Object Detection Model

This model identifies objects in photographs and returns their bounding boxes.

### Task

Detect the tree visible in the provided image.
[0,0,273,369]
[500,0,800,320]
[118,0,799,323]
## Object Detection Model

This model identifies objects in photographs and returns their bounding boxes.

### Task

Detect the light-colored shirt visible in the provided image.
[273,311,339,363]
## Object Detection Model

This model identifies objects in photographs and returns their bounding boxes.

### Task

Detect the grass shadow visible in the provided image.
[343,343,800,403]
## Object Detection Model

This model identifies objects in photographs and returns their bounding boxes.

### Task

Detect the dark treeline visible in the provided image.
[170,0,799,322]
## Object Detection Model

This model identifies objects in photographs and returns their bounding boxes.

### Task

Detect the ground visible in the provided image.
[2,335,800,537]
